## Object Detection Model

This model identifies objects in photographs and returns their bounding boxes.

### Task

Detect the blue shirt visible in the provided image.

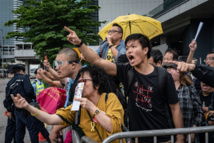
[95,40,126,61]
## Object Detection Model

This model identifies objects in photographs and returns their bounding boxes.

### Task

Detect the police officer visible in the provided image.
[31,68,51,143]
[31,68,45,96]
[3,66,19,142]
[3,65,40,143]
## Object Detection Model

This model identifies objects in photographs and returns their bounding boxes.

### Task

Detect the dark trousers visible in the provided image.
[5,117,16,143]
[37,119,49,139]
[14,109,39,143]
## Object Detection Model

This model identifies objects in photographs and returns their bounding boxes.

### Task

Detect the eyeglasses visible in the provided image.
[108,30,120,34]
[78,78,93,83]
[54,60,79,67]
[204,57,214,63]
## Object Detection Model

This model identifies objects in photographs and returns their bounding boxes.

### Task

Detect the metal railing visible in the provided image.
[81,136,98,143]
[101,126,214,143]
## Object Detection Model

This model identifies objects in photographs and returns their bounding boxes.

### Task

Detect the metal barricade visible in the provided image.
[81,136,98,143]
[102,126,214,143]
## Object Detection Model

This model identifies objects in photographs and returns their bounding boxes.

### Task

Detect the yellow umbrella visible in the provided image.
[98,14,163,40]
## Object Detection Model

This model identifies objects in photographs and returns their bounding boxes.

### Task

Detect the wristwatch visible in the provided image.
[93,109,100,117]
[109,44,114,48]
[75,40,84,47]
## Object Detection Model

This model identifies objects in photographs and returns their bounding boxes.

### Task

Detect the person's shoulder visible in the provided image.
[22,74,30,79]
[31,79,37,84]
[101,92,119,103]
[101,42,109,48]
[120,39,125,44]
[118,40,125,48]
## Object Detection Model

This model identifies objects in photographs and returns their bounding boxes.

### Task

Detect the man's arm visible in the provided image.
[43,60,61,81]
[43,70,55,80]
[169,102,184,143]
[186,40,197,63]
[105,34,120,59]
[37,68,63,88]
[111,46,119,59]
[64,26,117,76]
[3,85,13,112]
[171,61,214,87]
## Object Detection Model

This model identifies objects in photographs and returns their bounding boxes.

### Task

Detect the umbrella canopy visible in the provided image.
[98,14,163,40]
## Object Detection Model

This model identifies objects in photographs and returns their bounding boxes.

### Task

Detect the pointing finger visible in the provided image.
[169,60,178,65]
[64,26,74,33]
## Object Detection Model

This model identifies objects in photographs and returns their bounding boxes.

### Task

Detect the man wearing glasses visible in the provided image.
[96,23,126,63]
[49,48,83,142]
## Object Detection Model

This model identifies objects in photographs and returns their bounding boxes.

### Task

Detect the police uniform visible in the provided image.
[31,78,50,142]
[31,79,44,96]
[3,65,40,143]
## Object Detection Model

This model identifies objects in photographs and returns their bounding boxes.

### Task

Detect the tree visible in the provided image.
[5,0,104,64]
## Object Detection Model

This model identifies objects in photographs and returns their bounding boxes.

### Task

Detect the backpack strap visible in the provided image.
[157,67,168,101]
[125,67,134,99]
[105,93,109,103]
[157,67,174,128]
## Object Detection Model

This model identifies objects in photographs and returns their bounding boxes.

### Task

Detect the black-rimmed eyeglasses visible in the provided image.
[108,30,120,34]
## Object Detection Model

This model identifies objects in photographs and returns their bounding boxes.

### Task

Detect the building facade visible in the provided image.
[149,0,214,64]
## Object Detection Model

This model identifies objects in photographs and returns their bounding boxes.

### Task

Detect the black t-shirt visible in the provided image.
[200,92,212,107]
[117,64,179,142]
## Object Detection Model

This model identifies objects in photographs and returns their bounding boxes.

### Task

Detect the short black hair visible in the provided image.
[164,49,178,60]
[150,49,163,64]
[207,51,214,55]
[112,23,123,35]
[12,65,25,74]
[76,65,117,95]
[34,68,39,75]
[125,33,152,58]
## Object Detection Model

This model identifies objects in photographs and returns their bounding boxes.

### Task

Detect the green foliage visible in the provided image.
[4,0,105,64]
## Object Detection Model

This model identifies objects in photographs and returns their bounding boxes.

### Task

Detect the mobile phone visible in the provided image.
[44,52,48,61]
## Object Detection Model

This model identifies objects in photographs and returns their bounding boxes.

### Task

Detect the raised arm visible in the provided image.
[44,60,61,80]
[37,68,63,88]
[106,34,119,59]
[186,40,197,63]
[171,61,214,87]
[64,26,117,76]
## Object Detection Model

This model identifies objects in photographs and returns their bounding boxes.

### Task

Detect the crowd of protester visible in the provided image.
[3,23,214,143]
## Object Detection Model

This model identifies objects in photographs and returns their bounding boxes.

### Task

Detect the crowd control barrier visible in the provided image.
[79,126,214,143]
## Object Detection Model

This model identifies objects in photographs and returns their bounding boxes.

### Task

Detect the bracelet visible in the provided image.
[75,40,84,47]
[31,108,39,116]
